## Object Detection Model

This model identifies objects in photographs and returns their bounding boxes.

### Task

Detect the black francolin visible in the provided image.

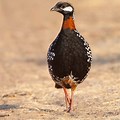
[47,2,92,112]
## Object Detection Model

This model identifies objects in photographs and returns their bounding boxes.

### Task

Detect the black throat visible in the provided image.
[63,12,74,20]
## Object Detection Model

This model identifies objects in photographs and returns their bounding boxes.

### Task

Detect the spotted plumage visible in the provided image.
[47,2,92,112]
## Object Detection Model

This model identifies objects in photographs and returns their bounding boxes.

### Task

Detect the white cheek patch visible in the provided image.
[62,6,73,12]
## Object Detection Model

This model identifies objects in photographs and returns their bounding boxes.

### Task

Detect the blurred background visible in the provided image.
[0,0,120,119]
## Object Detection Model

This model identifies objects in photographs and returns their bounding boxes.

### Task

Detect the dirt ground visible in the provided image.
[0,0,120,120]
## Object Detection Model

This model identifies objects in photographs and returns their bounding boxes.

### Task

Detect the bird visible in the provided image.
[47,2,92,112]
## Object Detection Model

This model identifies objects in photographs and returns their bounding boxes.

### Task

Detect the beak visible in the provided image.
[50,6,59,11]
[50,7,55,11]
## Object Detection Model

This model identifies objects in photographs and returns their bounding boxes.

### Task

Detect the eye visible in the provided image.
[61,5,65,9]
[57,4,63,8]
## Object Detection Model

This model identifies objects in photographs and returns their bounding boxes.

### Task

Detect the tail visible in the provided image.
[55,83,71,89]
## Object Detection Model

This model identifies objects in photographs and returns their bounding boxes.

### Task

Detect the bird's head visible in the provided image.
[51,2,74,15]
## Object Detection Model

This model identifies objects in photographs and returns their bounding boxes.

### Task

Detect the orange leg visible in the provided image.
[68,89,74,112]
[63,87,70,111]
[62,81,77,112]
[68,84,77,112]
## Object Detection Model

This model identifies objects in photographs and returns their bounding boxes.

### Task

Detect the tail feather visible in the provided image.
[55,83,71,89]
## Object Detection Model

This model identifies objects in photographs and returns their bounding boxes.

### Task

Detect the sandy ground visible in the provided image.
[0,0,120,120]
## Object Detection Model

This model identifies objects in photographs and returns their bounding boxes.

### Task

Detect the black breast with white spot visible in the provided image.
[74,30,92,63]
[47,29,92,84]
[47,36,61,82]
